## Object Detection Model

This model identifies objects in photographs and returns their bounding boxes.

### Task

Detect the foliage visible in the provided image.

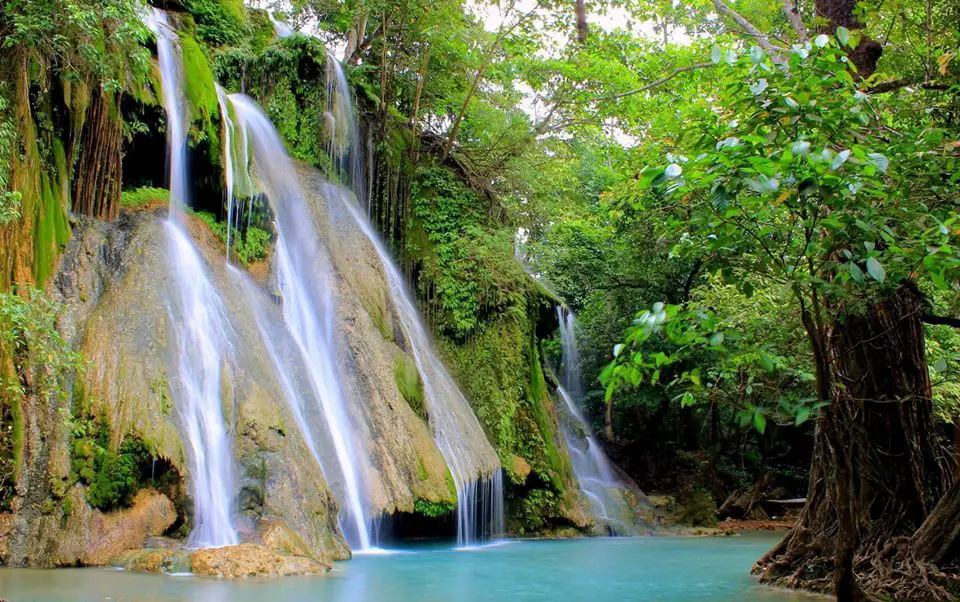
[214,35,332,168]
[184,0,249,47]
[0,290,81,509]
[414,498,455,517]
[121,186,170,208]
[190,209,271,264]
[0,93,21,225]
[0,0,151,90]
[604,37,959,431]
[67,410,153,512]
[410,166,527,339]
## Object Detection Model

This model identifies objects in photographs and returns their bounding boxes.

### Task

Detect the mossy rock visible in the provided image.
[394,353,425,419]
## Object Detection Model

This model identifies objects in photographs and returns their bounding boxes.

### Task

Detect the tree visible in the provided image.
[604,36,960,599]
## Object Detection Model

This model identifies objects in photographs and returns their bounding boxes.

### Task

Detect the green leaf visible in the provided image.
[849,261,865,283]
[711,45,722,65]
[759,352,775,374]
[795,408,811,426]
[933,358,948,373]
[709,332,725,346]
[866,257,886,283]
[753,411,767,434]
[836,27,850,46]
[613,343,624,358]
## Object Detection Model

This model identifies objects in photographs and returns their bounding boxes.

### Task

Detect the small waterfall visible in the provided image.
[143,8,238,548]
[325,56,503,546]
[556,307,636,536]
[325,58,367,211]
[267,12,294,38]
[226,94,374,551]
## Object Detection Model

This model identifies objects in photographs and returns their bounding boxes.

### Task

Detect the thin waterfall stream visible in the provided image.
[143,8,238,548]
[325,58,504,545]
[556,307,637,536]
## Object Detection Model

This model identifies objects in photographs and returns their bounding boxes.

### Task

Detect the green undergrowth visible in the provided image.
[121,186,169,208]
[190,209,271,264]
[414,498,455,517]
[408,166,528,340]
[0,290,80,511]
[62,383,170,513]
[184,0,248,47]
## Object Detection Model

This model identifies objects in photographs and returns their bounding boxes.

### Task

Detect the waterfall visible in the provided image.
[325,58,367,212]
[556,307,636,536]
[225,94,374,551]
[325,57,503,546]
[143,8,238,548]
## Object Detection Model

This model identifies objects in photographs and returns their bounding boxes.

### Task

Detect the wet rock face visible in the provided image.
[10,488,176,568]
[0,208,350,567]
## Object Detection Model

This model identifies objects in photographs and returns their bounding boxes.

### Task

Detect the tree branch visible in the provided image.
[577,62,714,104]
[922,314,960,329]
[867,78,954,93]
[782,0,808,40]
[713,0,784,61]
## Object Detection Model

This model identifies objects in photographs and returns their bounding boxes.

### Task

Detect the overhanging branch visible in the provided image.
[576,62,714,104]
[922,314,960,329]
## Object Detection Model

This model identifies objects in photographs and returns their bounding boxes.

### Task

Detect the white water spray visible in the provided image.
[143,8,238,548]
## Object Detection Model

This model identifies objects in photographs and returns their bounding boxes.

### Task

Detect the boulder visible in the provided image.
[189,543,330,579]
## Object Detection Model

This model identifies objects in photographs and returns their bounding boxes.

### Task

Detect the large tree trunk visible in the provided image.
[756,283,952,599]
[72,90,123,221]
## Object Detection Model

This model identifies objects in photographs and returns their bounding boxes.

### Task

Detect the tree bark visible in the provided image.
[72,90,123,221]
[575,0,588,43]
[911,480,960,565]
[756,283,951,599]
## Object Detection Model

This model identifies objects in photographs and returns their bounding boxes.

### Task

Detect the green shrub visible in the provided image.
[121,187,169,207]
[185,0,248,46]
[414,498,455,518]
[190,209,271,264]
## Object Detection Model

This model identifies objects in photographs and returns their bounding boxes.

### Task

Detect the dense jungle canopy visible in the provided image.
[0,0,958,600]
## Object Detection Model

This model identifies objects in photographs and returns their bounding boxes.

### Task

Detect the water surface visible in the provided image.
[0,535,816,601]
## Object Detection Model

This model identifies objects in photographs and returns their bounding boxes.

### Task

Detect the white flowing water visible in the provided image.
[325,59,367,211]
[556,307,635,535]
[267,12,294,38]
[226,94,374,551]
[143,8,238,548]
[325,57,503,545]
[336,191,504,546]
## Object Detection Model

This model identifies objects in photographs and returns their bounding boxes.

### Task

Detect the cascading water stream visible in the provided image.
[225,94,374,551]
[325,58,503,546]
[325,58,367,212]
[556,307,635,536]
[143,8,238,548]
